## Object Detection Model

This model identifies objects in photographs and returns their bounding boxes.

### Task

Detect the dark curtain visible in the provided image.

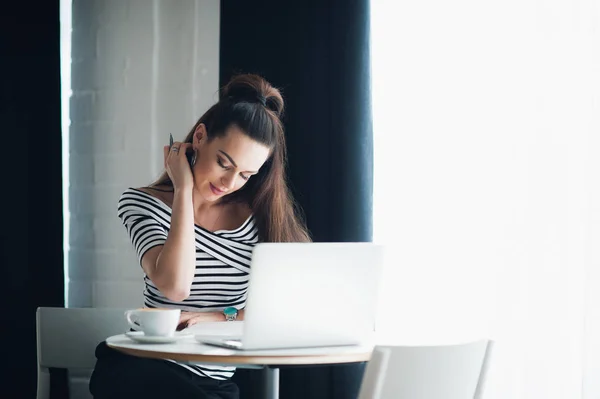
[220,1,373,398]
[0,0,65,397]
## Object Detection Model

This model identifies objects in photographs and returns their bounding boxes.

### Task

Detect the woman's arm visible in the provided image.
[141,187,196,301]
[177,309,246,330]
[140,141,196,301]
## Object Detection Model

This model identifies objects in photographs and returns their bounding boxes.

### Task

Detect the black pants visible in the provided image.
[89,342,239,399]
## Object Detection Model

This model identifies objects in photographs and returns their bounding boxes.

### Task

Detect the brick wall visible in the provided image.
[68,0,219,308]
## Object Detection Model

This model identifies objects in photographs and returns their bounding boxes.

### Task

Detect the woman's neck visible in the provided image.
[191,186,223,215]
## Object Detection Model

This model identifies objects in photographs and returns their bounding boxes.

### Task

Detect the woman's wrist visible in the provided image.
[202,311,226,322]
[171,187,194,217]
[200,310,242,322]
[173,186,193,198]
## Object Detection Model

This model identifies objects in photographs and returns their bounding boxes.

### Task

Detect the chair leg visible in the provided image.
[37,367,50,399]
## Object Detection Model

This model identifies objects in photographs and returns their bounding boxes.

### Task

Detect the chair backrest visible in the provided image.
[36,307,129,369]
[358,339,493,399]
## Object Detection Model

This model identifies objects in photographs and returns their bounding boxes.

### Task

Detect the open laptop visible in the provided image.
[199,242,384,350]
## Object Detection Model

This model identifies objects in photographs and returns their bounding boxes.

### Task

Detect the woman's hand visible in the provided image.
[177,311,225,330]
[163,141,194,192]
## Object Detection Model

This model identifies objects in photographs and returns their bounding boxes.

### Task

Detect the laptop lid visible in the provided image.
[240,242,384,350]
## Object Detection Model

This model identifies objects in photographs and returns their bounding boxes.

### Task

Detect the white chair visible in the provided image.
[358,339,493,399]
[36,307,129,399]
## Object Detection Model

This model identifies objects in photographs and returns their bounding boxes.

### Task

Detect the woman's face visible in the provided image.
[192,124,271,202]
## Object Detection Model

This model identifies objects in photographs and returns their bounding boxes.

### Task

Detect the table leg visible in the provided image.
[264,366,280,399]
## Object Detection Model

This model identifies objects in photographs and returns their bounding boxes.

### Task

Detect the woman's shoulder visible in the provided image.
[117,186,174,223]
[118,186,173,210]
[129,185,174,207]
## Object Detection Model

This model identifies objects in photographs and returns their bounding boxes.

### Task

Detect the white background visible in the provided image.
[372,0,600,397]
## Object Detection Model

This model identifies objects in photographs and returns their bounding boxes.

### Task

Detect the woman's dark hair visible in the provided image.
[152,74,310,243]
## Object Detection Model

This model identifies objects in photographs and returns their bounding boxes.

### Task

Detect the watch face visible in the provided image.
[223,307,237,316]
[223,307,237,321]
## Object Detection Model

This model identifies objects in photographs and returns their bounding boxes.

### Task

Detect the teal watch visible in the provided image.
[223,307,238,321]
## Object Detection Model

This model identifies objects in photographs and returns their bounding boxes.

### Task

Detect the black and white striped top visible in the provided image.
[117,187,258,380]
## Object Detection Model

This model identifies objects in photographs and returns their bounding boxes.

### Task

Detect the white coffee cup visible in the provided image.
[125,308,181,337]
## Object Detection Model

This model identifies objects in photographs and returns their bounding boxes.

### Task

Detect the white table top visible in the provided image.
[106,322,373,367]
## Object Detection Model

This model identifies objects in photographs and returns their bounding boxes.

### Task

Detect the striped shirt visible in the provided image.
[117,187,258,380]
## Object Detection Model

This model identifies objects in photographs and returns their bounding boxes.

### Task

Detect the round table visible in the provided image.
[106,334,372,399]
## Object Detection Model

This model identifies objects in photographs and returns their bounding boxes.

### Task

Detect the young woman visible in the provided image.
[90,74,310,399]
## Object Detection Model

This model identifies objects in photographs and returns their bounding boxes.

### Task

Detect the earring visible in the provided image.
[191,151,197,166]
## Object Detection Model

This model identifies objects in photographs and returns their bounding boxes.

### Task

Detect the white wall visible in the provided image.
[372,0,600,398]
[68,0,220,308]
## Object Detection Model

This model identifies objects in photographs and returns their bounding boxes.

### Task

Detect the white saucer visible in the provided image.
[125,331,193,344]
